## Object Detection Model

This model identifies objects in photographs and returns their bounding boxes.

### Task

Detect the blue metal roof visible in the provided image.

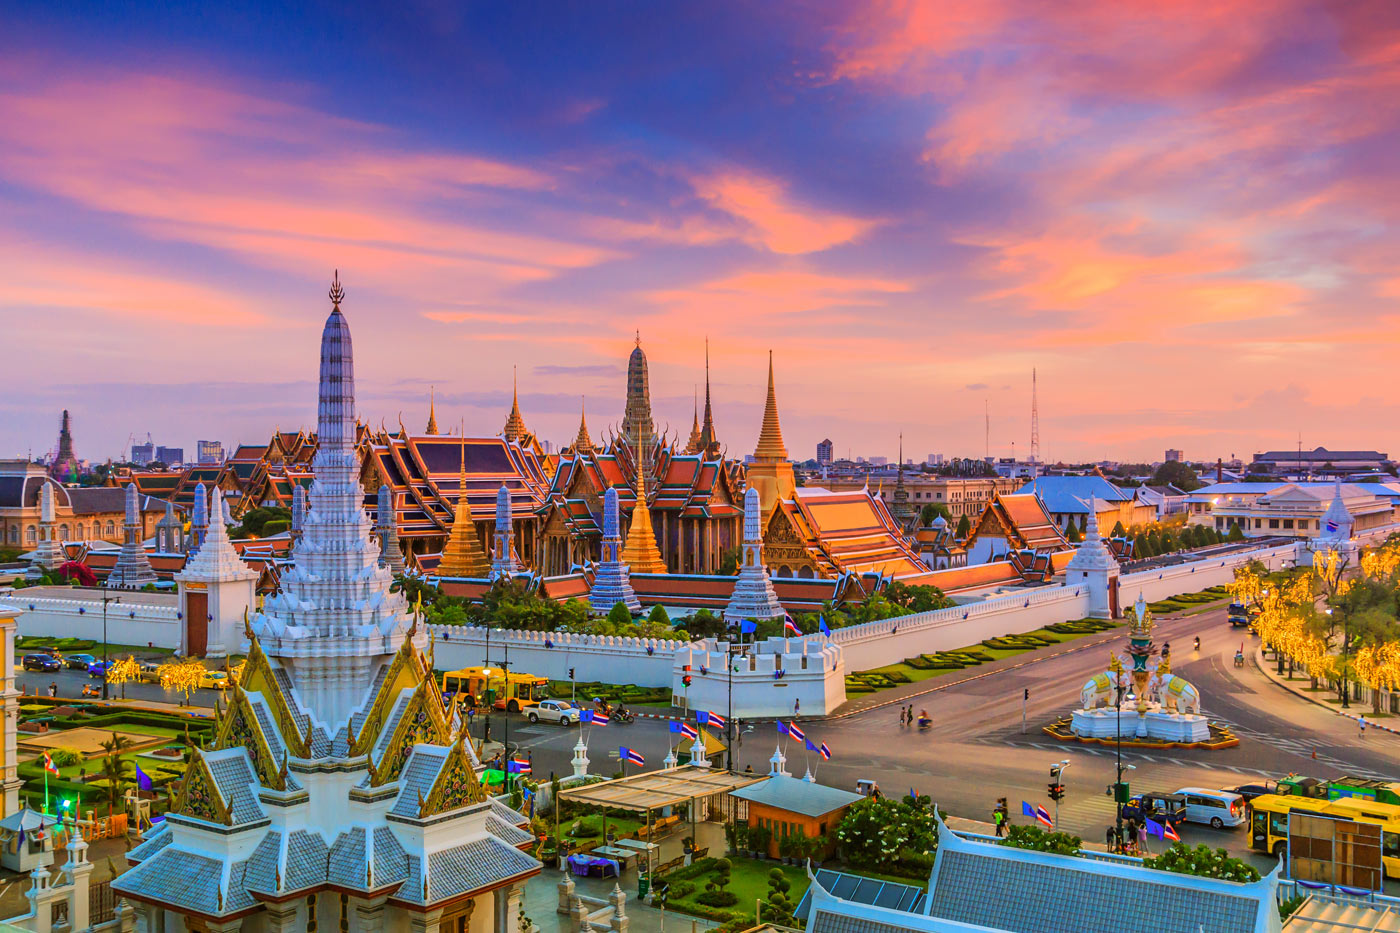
[1015,476,1130,513]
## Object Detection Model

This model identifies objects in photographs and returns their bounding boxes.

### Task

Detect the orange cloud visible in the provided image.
[693,172,877,254]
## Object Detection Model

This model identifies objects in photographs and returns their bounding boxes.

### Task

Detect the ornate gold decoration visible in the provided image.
[214,684,286,790]
[176,753,232,826]
[329,270,345,308]
[419,739,488,818]
[238,631,309,757]
[369,678,452,786]
[620,467,666,573]
[350,638,431,757]
[753,351,787,461]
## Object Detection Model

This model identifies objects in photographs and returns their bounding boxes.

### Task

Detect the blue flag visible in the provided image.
[819,616,832,637]
[135,763,153,792]
[804,738,818,752]
[668,721,684,733]
[1021,801,1034,818]
[776,721,790,735]
[580,709,594,723]
[695,710,710,726]
[1145,818,1165,840]
[739,619,758,635]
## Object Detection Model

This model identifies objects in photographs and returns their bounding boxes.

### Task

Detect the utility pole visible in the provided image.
[101,594,120,700]
[1022,687,1028,734]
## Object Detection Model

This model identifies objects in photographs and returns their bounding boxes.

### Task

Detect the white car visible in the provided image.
[528,699,581,725]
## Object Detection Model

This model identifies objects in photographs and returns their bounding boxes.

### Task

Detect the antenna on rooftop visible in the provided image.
[1030,368,1040,468]
[984,399,990,463]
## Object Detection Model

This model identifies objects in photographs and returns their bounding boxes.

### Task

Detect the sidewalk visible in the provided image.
[1252,647,1400,738]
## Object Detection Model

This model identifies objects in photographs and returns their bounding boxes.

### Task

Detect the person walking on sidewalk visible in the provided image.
[1359,715,1367,739]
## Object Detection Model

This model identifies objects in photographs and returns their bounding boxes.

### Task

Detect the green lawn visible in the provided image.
[851,623,1117,695]
[666,857,810,922]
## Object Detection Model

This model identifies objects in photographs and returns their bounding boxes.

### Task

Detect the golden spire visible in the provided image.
[328,269,344,309]
[502,366,528,442]
[619,464,667,573]
[699,337,717,454]
[754,350,787,461]
[686,385,702,454]
[425,386,439,435]
[573,396,594,455]
[438,427,489,577]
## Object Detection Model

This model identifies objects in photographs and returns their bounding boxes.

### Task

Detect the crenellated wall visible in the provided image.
[426,624,683,687]
[672,637,844,719]
[1,586,181,648]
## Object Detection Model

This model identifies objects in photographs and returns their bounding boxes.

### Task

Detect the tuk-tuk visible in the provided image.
[1121,792,1187,826]
[856,779,880,797]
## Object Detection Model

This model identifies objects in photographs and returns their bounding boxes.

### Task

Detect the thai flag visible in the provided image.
[819,742,831,760]
[700,710,725,730]
[1035,805,1053,828]
[42,754,59,776]
[621,747,645,766]
[783,616,801,636]
[1326,519,1339,533]
[592,714,608,728]
[507,758,531,774]
[670,721,699,740]
[788,722,805,742]
[1163,820,1180,842]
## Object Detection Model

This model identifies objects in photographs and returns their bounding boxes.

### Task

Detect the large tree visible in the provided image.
[1151,461,1203,491]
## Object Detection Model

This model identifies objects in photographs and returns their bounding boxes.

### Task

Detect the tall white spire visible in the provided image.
[107,482,156,588]
[251,273,422,731]
[490,484,520,580]
[31,481,65,571]
[589,485,640,615]
[724,486,784,624]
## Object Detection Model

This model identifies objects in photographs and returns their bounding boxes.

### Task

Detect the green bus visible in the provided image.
[1277,775,1400,806]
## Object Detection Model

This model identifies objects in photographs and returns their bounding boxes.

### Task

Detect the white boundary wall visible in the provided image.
[426,625,680,687]
[1117,542,1299,604]
[0,587,181,649]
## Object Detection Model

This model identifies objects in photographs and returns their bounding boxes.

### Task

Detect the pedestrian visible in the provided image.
[1359,715,1367,739]
[906,704,914,725]
[47,682,57,698]
[793,698,800,715]
[992,806,1005,837]
[1126,820,1139,854]
[1105,825,1117,853]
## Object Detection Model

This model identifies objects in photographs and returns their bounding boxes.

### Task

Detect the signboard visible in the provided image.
[1287,812,1383,891]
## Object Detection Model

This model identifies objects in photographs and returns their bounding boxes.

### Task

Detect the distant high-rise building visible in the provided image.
[1164,449,1183,463]
[131,442,155,465]
[867,456,888,467]
[196,440,224,465]
[927,454,945,466]
[816,438,834,466]
[156,446,184,467]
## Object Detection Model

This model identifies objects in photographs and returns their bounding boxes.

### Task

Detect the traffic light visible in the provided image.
[568,667,575,680]
[682,675,692,687]
[1047,784,1065,802]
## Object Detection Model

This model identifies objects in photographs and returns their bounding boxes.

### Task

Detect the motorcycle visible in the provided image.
[1193,636,1201,652]
[610,708,635,724]
[81,684,100,698]
[1234,651,1245,668]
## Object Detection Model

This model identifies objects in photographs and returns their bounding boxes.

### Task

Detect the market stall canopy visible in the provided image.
[559,765,766,812]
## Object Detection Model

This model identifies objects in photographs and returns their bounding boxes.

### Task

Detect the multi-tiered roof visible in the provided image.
[114,275,541,927]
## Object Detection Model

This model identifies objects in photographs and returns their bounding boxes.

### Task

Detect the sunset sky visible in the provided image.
[2,2,1398,465]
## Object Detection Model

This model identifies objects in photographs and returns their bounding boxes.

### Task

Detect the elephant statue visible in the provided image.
[1080,671,1128,710]
[1149,673,1201,715]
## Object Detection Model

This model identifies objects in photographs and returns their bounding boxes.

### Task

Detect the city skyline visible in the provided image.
[3,2,1398,461]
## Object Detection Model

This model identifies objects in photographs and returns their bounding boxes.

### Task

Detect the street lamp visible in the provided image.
[100,594,121,700]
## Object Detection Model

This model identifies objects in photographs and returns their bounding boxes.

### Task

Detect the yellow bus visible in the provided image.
[1247,793,1400,877]
[439,666,548,713]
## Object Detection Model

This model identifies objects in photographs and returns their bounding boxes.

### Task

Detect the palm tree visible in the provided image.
[98,732,135,817]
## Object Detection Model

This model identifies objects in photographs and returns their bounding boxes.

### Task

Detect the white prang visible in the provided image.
[723,486,785,624]
[106,482,157,588]
[249,301,424,732]
[31,482,65,571]
[490,483,520,581]
[1063,505,1119,619]
[589,485,641,615]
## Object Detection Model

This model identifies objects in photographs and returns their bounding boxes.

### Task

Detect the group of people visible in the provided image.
[898,706,931,730]
[1106,820,1147,855]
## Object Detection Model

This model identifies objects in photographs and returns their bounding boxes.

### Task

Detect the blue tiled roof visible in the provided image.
[390,746,450,818]
[284,829,329,891]
[126,824,173,864]
[328,827,367,888]
[1016,477,1130,513]
[113,848,225,916]
[729,775,863,817]
[206,751,266,825]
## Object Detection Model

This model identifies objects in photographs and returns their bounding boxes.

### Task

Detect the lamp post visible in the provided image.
[100,594,120,700]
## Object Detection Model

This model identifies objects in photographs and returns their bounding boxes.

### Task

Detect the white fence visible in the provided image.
[1118,542,1299,604]
[426,625,680,687]
[1,588,181,649]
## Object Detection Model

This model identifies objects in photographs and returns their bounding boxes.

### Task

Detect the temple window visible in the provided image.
[26,526,35,545]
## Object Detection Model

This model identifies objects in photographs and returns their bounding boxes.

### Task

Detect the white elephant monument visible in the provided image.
[1071,656,1210,745]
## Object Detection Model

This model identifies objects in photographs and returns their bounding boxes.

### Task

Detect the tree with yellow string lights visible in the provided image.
[157,658,207,707]
[1354,642,1400,714]
[105,656,141,701]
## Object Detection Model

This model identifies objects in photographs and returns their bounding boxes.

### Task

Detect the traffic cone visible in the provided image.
[1312,750,1317,760]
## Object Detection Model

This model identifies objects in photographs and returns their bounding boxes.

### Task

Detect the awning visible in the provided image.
[558,765,768,812]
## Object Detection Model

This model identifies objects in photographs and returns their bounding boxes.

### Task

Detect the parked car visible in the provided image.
[1120,792,1187,826]
[22,654,61,673]
[200,671,230,690]
[87,660,113,678]
[1173,787,1246,828]
[63,653,96,671]
[528,699,581,725]
[1227,782,1277,803]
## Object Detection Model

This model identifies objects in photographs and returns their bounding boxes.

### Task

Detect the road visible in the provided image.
[500,604,1400,872]
[20,602,1400,872]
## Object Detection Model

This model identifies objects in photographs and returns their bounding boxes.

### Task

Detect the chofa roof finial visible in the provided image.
[329,269,345,308]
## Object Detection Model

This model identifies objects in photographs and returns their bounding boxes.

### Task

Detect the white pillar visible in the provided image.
[571,737,590,779]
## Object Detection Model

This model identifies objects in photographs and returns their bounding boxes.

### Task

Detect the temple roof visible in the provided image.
[966,493,1071,554]
[769,486,927,578]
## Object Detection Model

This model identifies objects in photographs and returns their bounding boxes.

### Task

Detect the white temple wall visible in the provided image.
[1117,542,1299,604]
[427,625,679,687]
[672,637,845,718]
[1,589,181,649]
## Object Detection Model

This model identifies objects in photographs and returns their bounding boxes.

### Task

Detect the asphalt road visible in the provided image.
[21,603,1400,872]
[500,604,1400,872]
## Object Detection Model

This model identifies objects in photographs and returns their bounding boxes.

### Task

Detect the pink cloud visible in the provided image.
[692,171,877,254]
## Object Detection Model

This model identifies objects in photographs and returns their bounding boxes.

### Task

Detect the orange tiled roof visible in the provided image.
[771,487,927,578]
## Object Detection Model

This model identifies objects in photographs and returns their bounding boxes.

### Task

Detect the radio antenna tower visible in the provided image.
[984,399,990,462]
[1030,368,1041,466]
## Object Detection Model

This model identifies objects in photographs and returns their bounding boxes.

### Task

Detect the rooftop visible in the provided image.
[729,774,864,817]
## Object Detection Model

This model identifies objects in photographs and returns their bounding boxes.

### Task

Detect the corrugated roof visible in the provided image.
[730,775,863,817]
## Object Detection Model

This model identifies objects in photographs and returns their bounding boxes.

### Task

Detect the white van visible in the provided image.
[1172,787,1245,828]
